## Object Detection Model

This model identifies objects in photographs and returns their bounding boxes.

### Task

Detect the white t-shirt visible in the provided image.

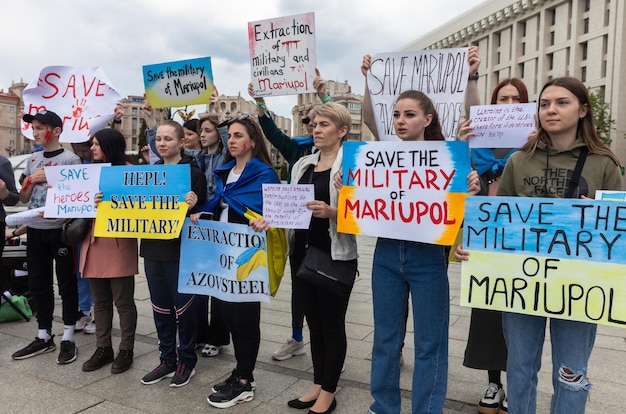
[219,168,242,222]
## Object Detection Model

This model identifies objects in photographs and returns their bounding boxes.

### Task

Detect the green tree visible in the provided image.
[588,88,615,146]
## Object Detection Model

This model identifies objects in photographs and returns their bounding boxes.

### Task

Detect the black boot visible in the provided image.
[82,346,114,372]
[111,349,133,374]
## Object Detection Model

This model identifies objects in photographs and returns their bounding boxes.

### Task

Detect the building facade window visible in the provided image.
[581,42,588,60]
[584,18,589,33]
[581,66,587,82]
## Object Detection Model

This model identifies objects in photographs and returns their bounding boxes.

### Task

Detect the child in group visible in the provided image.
[12,110,82,364]
[455,77,622,414]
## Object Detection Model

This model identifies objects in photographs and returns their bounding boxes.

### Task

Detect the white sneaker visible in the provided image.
[75,313,92,332]
[478,382,505,414]
[83,320,96,334]
[271,338,305,361]
[201,344,221,357]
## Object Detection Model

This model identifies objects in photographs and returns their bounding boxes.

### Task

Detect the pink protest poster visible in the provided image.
[22,66,121,143]
[248,12,316,97]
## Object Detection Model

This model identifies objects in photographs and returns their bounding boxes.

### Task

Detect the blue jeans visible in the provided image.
[76,244,93,314]
[502,313,596,414]
[369,239,449,414]
[144,259,198,368]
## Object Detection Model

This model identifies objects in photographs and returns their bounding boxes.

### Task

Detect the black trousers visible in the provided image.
[196,295,230,346]
[27,227,78,329]
[217,297,260,380]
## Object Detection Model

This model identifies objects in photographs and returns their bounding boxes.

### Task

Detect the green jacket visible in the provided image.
[498,137,623,198]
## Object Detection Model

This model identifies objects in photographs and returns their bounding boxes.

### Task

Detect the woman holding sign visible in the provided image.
[140,119,207,388]
[456,77,530,414]
[360,53,481,414]
[456,77,622,414]
[253,102,358,414]
[80,128,139,375]
[191,114,280,409]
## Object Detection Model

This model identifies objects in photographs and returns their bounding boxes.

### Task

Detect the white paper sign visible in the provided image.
[248,12,317,97]
[6,207,45,227]
[22,66,121,143]
[468,103,536,148]
[262,183,314,229]
[366,49,470,140]
[44,163,110,218]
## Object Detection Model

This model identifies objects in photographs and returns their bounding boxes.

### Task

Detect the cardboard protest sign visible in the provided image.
[44,163,110,218]
[249,12,316,97]
[468,103,536,148]
[22,66,121,143]
[338,140,471,245]
[178,218,271,303]
[94,165,190,239]
[366,49,470,140]
[143,57,214,108]
[262,183,314,229]
[460,196,626,328]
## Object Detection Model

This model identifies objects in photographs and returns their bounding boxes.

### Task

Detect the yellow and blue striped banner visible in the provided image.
[142,57,214,108]
[337,141,471,245]
[460,196,626,328]
[94,164,190,239]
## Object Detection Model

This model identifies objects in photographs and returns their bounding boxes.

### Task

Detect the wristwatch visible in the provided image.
[468,72,479,81]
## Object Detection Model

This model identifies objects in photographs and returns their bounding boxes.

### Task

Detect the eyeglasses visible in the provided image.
[218,112,251,128]
[302,117,310,125]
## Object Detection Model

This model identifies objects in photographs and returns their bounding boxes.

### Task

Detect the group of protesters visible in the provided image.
[4,44,623,414]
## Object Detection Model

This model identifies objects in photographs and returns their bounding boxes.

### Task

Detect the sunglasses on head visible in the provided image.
[218,112,251,128]
[302,117,310,125]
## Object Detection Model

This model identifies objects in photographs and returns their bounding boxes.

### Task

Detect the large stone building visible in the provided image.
[403,0,626,184]
[293,80,372,142]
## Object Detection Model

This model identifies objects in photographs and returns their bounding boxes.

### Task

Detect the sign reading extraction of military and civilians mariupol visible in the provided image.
[460,196,626,328]
[94,164,190,239]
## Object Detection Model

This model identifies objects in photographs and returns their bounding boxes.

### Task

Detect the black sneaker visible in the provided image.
[12,336,56,360]
[141,362,176,385]
[82,346,114,372]
[211,370,257,393]
[207,378,254,408]
[170,362,196,388]
[57,340,78,364]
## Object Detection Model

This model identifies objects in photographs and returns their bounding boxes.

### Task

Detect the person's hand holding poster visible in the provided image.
[94,164,190,239]
[22,66,121,143]
[248,12,316,97]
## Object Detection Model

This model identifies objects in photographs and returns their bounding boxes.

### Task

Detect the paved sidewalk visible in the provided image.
[0,235,624,413]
